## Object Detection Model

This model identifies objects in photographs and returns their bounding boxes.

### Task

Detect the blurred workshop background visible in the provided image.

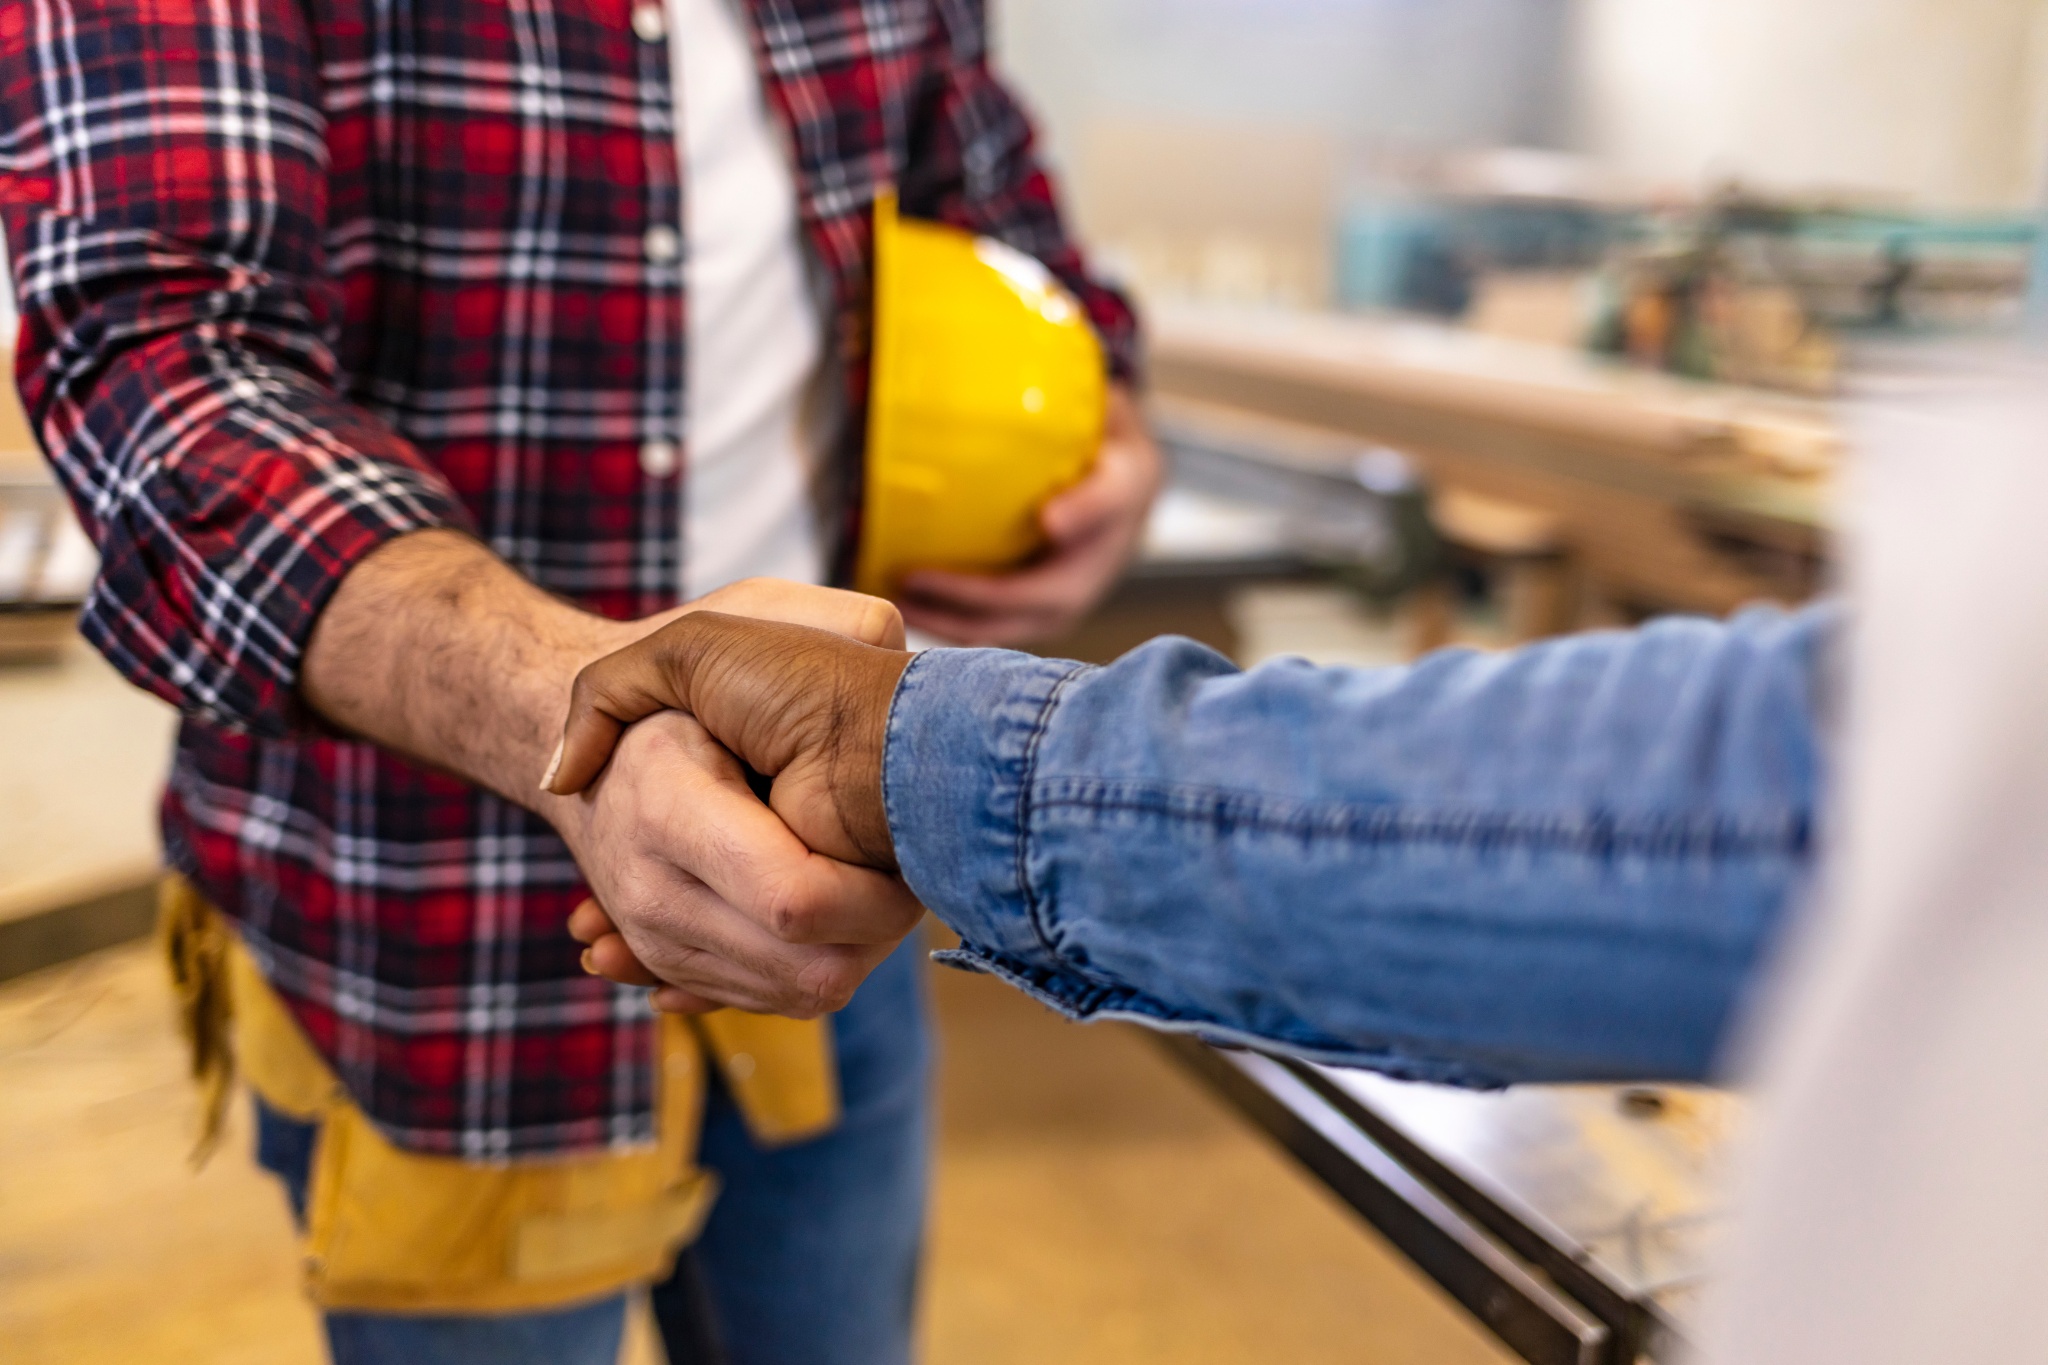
[5,1,2045,1362]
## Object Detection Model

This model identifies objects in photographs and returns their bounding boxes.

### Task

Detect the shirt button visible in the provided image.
[726,1052,757,1081]
[630,1,666,42]
[643,224,681,264]
[640,440,679,478]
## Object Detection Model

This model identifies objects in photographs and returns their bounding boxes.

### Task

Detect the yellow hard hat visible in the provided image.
[854,191,1107,599]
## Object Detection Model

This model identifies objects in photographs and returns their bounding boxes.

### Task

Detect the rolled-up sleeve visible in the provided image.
[0,0,471,736]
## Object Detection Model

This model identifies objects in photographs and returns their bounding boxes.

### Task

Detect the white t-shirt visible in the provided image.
[672,0,828,601]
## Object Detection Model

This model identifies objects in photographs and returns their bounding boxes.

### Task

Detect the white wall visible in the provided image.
[1573,0,2048,211]
[994,0,1577,172]
[990,0,1579,305]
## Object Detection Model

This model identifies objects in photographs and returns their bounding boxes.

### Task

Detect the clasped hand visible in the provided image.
[540,593,919,1016]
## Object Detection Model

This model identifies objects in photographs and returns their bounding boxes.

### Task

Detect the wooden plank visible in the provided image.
[1148,312,1837,616]
[1150,308,1839,486]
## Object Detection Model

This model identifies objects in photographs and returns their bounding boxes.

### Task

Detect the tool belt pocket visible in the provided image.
[242,942,719,1314]
[159,877,725,1314]
[297,1086,720,1314]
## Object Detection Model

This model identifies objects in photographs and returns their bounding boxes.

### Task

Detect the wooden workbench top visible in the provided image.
[1150,305,1839,521]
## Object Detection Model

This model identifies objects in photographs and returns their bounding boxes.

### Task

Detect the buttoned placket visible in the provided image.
[636,0,686,487]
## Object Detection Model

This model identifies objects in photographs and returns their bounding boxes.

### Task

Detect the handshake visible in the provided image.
[535,582,926,1018]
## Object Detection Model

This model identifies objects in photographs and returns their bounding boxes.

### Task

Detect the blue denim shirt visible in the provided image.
[882,606,1834,1088]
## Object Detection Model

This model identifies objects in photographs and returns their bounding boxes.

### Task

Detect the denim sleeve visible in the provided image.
[883,605,1835,1087]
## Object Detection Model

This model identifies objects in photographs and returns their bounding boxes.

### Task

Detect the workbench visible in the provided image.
[1148,306,1838,618]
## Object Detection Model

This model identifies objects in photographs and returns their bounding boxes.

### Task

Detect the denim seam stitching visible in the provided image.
[1012,663,1091,962]
[878,649,923,863]
[1029,786,1812,859]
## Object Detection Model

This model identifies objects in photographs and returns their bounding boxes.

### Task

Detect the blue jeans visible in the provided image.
[255,936,930,1365]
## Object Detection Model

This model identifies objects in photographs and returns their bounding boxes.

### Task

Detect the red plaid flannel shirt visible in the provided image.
[1,0,1136,1157]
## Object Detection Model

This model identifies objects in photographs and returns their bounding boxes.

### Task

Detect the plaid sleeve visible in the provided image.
[0,0,471,737]
[900,0,1142,383]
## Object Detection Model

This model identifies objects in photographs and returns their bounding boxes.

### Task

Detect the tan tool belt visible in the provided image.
[159,875,840,1314]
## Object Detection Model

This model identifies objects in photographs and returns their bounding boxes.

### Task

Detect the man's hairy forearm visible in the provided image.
[303,530,634,811]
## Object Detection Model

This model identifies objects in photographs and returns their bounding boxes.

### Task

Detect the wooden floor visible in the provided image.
[0,940,1509,1365]
[920,961,1512,1365]
[0,943,324,1365]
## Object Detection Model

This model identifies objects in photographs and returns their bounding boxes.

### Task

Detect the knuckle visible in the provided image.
[860,597,904,646]
[792,956,858,1017]
[758,875,823,943]
[611,713,672,766]
[695,579,752,612]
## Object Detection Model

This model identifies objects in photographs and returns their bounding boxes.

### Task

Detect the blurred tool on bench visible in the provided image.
[1040,396,1439,666]
[1411,487,1574,653]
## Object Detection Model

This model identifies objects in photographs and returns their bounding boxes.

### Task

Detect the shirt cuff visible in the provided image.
[881,646,1091,962]
[82,454,475,739]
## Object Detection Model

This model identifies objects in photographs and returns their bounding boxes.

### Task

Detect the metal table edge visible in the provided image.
[1158,1036,1615,1365]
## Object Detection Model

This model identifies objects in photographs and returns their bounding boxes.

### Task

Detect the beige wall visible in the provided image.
[1062,120,1338,308]
[1573,0,2048,211]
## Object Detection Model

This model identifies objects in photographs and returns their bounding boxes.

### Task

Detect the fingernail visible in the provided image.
[539,737,565,792]
[580,948,596,975]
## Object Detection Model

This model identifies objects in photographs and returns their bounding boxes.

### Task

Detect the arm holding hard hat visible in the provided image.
[552,604,1834,1082]
[856,211,1161,645]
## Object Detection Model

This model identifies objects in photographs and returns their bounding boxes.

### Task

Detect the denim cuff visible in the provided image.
[882,647,1091,965]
